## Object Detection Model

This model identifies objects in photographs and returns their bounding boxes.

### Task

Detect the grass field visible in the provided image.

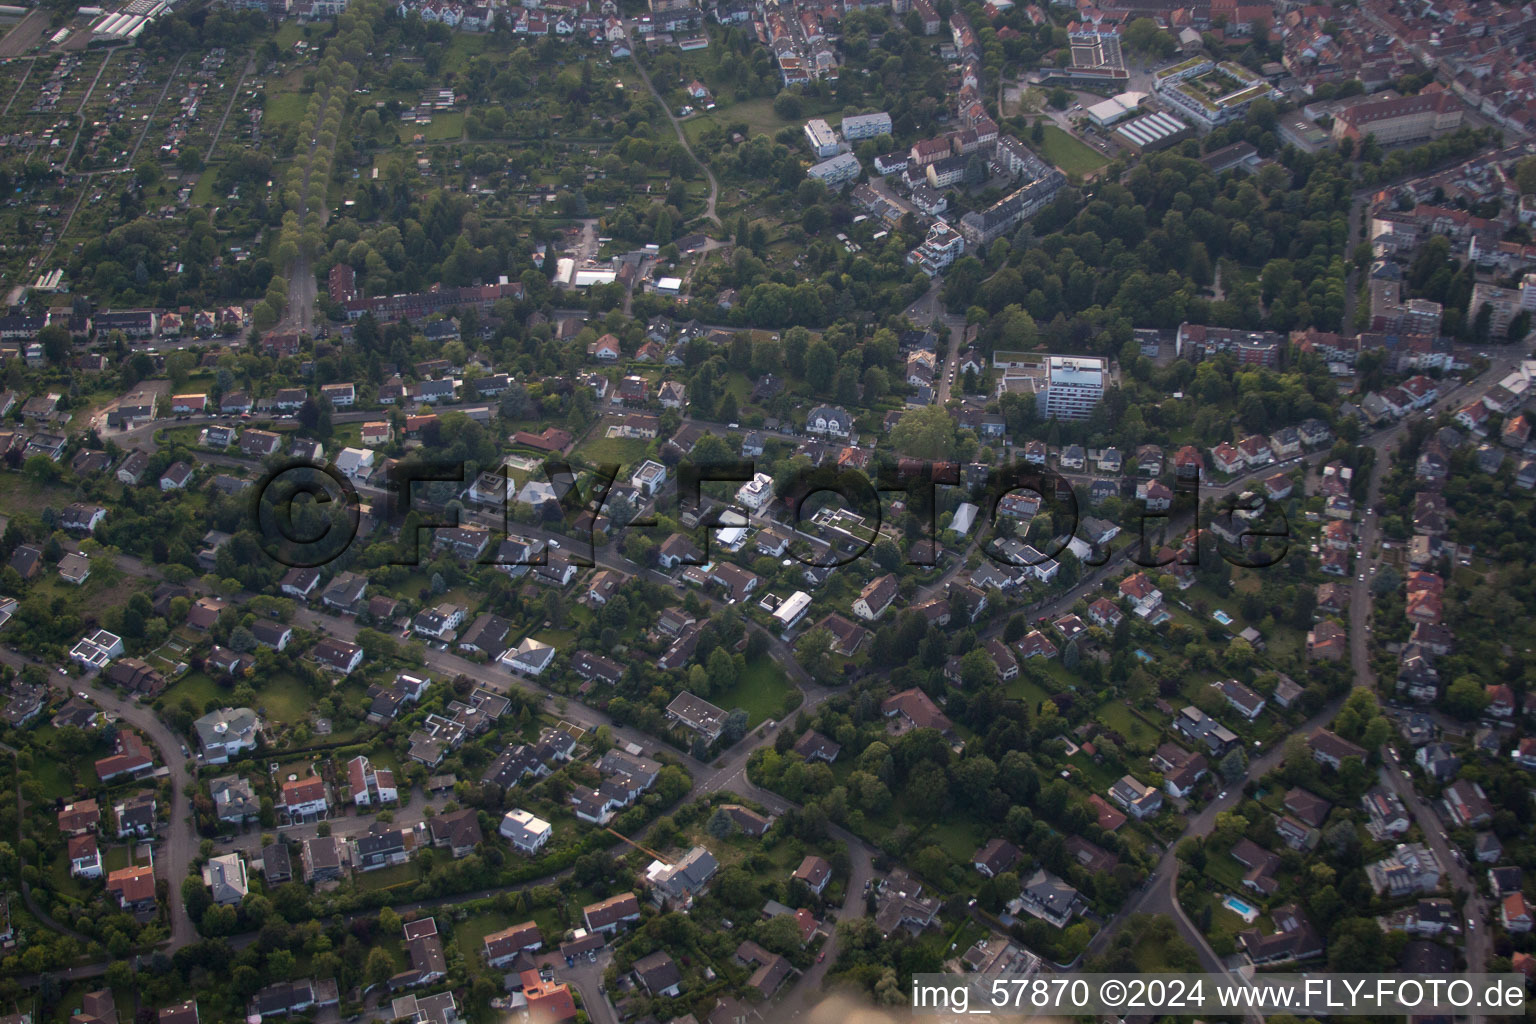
[921,818,983,865]
[1095,699,1160,752]
[1067,751,1119,793]
[160,671,225,714]
[1036,125,1108,176]
[31,752,77,801]
[168,670,316,725]
[423,112,465,141]
[273,22,307,47]
[0,473,74,514]
[681,96,840,146]
[1005,673,1054,708]
[711,659,794,728]
[190,172,218,206]
[256,673,318,723]
[355,860,422,891]
[264,91,308,129]
[572,434,652,468]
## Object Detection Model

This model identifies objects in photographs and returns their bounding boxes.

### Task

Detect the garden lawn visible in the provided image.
[1199,848,1248,892]
[355,861,422,891]
[1035,125,1108,176]
[1095,700,1160,751]
[921,818,984,865]
[424,112,465,141]
[190,172,218,206]
[254,673,318,726]
[1208,897,1270,941]
[264,91,308,129]
[1005,674,1054,708]
[1067,752,1119,793]
[711,660,794,728]
[572,434,652,468]
[159,671,223,714]
[31,753,76,801]
[47,855,93,903]
[680,97,813,143]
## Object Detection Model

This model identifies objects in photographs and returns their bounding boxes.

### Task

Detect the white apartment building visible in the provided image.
[1038,355,1106,421]
[804,118,839,158]
[841,111,892,140]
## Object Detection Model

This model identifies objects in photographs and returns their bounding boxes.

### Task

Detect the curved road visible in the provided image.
[53,344,1523,1013]
[1079,349,1525,989]
[0,647,199,949]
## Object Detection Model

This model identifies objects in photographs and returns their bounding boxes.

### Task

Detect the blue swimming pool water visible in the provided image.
[1213,610,1234,625]
[1224,895,1258,920]
[1134,649,1154,663]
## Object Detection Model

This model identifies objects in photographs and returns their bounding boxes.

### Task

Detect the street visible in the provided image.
[19,334,1525,1020]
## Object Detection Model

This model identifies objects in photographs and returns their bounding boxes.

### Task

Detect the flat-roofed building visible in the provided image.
[1040,355,1106,421]
[1113,110,1193,153]
[841,111,892,140]
[807,152,861,187]
[804,118,839,157]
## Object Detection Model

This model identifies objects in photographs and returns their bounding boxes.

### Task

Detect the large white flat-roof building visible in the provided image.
[1154,59,1272,128]
[807,152,861,187]
[772,591,813,631]
[841,112,893,140]
[804,118,839,158]
[1040,356,1106,421]
[1086,91,1146,126]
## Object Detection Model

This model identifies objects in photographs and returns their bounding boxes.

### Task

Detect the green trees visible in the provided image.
[888,405,958,460]
[1444,675,1487,719]
[1123,17,1176,55]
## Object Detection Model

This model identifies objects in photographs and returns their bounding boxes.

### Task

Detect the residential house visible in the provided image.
[1108,775,1163,819]
[972,838,1021,878]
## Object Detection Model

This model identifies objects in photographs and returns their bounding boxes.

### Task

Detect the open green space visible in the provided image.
[572,433,652,468]
[264,90,308,129]
[259,673,324,725]
[32,751,78,802]
[681,96,839,146]
[355,860,422,890]
[711,659,794,728]
[160,671,225,714]
[273,21,306,47]
[1005,673,1054,708]
[422,112,465,141]
[1095,700,1160,751]
[1036,125,1108,176]
[920,818,983,865]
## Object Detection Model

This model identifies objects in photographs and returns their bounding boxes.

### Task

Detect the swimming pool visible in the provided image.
[1223,895,1258,923]
[1134,649,1154,663]
[1212,610,1234,626]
